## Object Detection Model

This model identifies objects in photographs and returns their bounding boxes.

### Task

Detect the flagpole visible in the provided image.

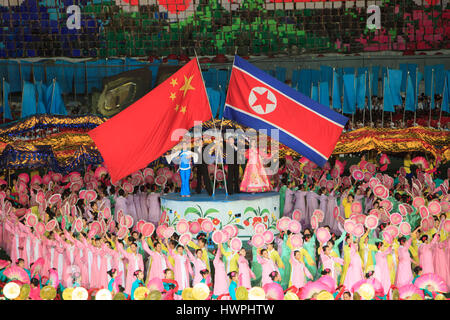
[439,76,445,128]
[382,74,384,128]
[414,66,418,126]
[368,68,372,125]
[362,70,366,127]
[193,50,228,196]
[428,68,434,127]
[331,68,334,110]
[2,78,4,124]
[403,71,409,126]
[211,49,237,197]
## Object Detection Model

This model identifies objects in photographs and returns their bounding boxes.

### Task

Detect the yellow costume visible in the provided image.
[358,233,377,273]
[342,198,352,219]
[219,244,239,273]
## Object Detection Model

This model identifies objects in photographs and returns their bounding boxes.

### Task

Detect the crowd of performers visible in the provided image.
[0,144,449,300]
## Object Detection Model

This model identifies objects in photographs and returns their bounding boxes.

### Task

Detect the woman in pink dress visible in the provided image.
[237,248,255,289]
[343,239,364,291]
[419,234,438,274]
[80,237,97,288]
[256,248,278,287]
[373,242,392,296]
[395,237,414,287]
[240,140,273,193]
[167,244,193,290]
[141,239,167,284]
[319,244,344,285]
[213,249,228,296]
[290,250,313,289]
[186,248,207,286]
[146,192,161,226]
[116,241,144,295]
[64,231,89,288]
[432,235,448,292]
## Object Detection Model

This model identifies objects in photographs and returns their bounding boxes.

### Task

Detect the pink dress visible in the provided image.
[343,243,364,291]
[141,240,167,282]
[168,249,193,293]
[117,243,144,295]
[114,196,128,219]
[374,247,392,295]
[186,250,206,286]
[240,148,272,193]
[146,193,161,226]
[320,252,344,285]
[419,234,438,274]
[238,255,255,289]
[213,250,228,296]
[257,255,278,287]
[395,238,414,287]
[290,251,312,289]
[432,236,449,292]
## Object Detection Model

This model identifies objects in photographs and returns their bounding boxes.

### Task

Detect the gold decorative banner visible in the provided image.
[0,115,448,171]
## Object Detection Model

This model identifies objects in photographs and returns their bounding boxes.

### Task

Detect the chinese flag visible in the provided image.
[88,58,212,183]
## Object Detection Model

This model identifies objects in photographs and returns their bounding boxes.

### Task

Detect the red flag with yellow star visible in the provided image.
[88,58,212,183]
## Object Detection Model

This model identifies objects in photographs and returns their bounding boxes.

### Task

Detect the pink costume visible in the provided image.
[374,247,392,295]
[238,255,255,289]
[133,193,143,221]
[141,240,167,283]
[30,232,45,268]
[146,193,161,226]
[126,194,138,222]
[290,251,312,289]
[419,234,438,274]
[80,238,98,288]
[395,238,414,287]
[257,255,278,287]
[65,233,89,288]
[61,239,77,287]
[240,147,272,193]
[138,192,148,221]
[117,242,144,295]
[94,245,109,288]
[168,248,193,292]
[320,252,344,285]
[43,238,59,278]
[432,235,448,291]
[114,196,128,220]
[186,249,207,286]
[213,250,228,296]
[343,243,364,291]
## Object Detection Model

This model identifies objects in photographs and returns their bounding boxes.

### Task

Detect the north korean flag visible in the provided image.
[224,56,348,166]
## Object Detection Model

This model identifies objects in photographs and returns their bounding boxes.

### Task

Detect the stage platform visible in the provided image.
[160,189,280,238]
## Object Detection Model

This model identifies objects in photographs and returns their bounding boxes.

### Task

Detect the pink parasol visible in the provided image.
[316,227,331,244]
[263,230,274,244]
[398,204,408,216]
[263,282,284,300]
[212,230,225,244]
[310,215,319,229]
[326,180,334,191]
[117,226,128,239]
[3,265,30,284]
[313,209,325,223]
[333,207,340,219]
[365,215,378,230]
[254,223,266,234]
[399,222,411,236]
[390,213,403,225]
[398,284,425,299]
[288,220,302,234]
[143,168,154,177]
[25,214,38,227]
[163,226,175,239]
[122,182,134,193]
[352,278,384,297]
[344,220,356,234]
[45,219,57,232]
[179,233,192,246]
[251,234,265,248]
[351,202,362,214]
[352,170,364,181]
[380,200,393,212]
[124,215,134,228]
[189,221,201,234]
[419,206,429,219]
[290,234,303,248]
[48,193,61,205]
[292,209,302,221]
[413,197,425,209]
[427,201,441,216]
[30,257,44,276]
[201,218,214,233]
[230,237,242,251]
[176,219,189,234]
[276,217,290,232]
[141,223,155,237]
[414,273,448,293]
[411,156,429,169]
[352,224,364,238]
[299,281,331,300]
[385,225,399,238]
